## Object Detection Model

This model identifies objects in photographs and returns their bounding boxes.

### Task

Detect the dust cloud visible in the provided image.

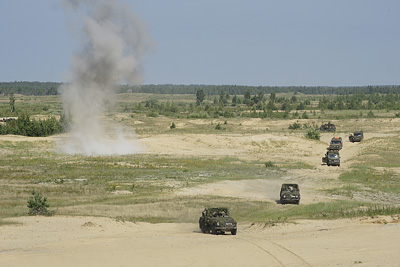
[58,0,154,155]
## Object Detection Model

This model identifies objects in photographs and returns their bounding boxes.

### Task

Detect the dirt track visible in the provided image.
[1,215,400,267]
[1,118,400,266]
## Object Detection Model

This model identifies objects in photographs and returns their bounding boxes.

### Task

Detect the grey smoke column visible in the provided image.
[59,0,153,155]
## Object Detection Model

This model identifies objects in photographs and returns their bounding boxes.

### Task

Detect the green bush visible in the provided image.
[264,161,275,168]
[305,127,320,140]
[0,114,63,137]
[27,190,52,216]
[288,121,301,130]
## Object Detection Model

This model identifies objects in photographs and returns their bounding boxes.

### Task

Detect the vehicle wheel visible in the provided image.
[200,223,206,233]
[231,229,237,235]
[296,200,300,205]
[212,226,217,235]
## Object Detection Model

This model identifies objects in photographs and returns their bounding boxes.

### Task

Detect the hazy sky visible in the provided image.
[1,0,399,86]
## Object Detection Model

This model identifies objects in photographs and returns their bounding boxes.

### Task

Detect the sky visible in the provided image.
[0,0,399,87]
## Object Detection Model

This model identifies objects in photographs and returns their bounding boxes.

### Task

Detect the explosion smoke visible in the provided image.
[59,0,153,155]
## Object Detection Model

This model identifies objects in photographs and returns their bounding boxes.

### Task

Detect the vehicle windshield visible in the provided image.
[328,154,339,159]
[283,185,298,191]
[354,132,362,136]
[210,210,229,217]
[331,140,341,144]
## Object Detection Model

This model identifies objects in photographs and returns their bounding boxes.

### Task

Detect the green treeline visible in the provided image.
[121,84,400,96]
[0,114,64,137]
[2,81,400,96]
[0,82,59,96]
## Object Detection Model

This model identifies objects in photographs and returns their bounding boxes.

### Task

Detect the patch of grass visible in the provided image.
[279,161,314,169]
[340,165,400,195]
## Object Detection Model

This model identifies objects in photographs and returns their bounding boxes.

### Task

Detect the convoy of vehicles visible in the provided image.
[198,126,366,235]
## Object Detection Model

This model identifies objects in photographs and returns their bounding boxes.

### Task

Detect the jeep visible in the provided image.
[329,137,343,150]
[199,207,237,235]
[319,122,336,132]
[349,131,363,142]
[280,183,300,205]
[322,148,340,166]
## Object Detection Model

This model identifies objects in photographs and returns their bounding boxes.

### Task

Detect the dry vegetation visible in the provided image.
[1,93,400,225]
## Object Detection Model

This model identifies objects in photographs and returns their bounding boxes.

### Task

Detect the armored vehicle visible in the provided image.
[329,137,343,150]
[319,121,336,132]
[280,183,300,205]
[199,207,237,235]
[322,148,340,166]
[349,131,363,142]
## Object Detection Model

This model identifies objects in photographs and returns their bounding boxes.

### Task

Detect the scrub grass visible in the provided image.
[1,93,400,224]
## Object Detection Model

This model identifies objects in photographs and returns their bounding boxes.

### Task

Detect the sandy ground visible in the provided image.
[2,118,400,266]
[1,215,400,267]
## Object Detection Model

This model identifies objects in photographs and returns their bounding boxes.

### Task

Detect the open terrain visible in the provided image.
[1,94,400,266]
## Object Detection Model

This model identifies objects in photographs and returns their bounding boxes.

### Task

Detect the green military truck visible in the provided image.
[322,148,340,166]
[280,183,300,205]
[319,121,336,132]
[329,136,343,150]
[349,131,363,142]
[199,207,237,235]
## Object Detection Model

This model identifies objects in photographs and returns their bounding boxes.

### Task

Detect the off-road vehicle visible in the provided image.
[280,183,300,204]
[319,122,336,132]
[329,137,343,150]
[322,148,340,166]
[199,207,237,235]
[349,131,363,142]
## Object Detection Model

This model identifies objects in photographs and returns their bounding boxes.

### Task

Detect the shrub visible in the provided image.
[0,114,63,137]
[27,190,52,216]
[288,121,301,130]
[170,122,176,129]
[305,127,320,140]
[264,161,275,168]
[367,110,375,118]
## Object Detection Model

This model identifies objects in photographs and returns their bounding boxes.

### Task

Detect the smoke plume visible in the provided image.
[59,0,153,155]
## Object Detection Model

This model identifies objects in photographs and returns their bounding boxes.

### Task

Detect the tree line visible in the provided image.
[2,81,400,96]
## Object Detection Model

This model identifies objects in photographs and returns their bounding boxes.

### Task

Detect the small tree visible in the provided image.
[305,127,320,140]
[27,190,51,216]
[196,89,205,105]
[9,93,16,113]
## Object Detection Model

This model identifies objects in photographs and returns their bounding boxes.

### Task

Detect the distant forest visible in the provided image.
[1,81,400,96]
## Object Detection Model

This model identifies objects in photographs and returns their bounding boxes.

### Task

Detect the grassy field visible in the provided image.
[1,93,400,225]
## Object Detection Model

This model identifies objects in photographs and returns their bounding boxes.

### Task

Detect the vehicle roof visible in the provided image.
[281,183,299,187]
[206,207,229,213]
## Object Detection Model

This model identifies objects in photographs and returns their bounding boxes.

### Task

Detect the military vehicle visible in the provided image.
[329,137,343,150]
[199,207,237,235]
[280,183,300,205]
[319,121,336,132]
[349,131,363,142]
[322,148,340,166]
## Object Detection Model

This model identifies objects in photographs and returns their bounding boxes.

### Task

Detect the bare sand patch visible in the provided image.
[1,215,399,267]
